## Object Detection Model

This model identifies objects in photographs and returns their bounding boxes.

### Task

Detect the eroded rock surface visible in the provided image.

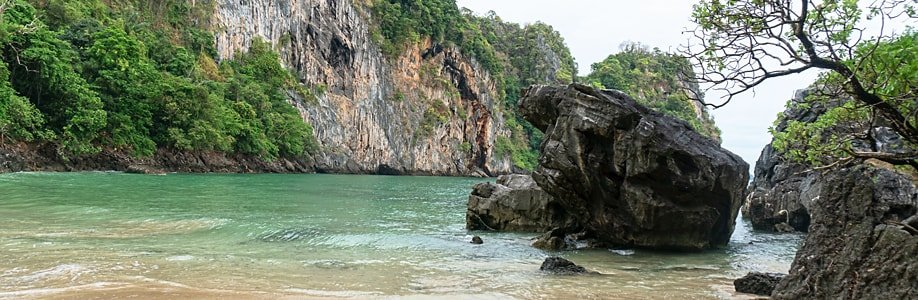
[519,84,748,251]
[734,272,785,296]
[466,174,563,232]
[772,165,918,299]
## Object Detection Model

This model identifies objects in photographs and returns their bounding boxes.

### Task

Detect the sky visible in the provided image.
[456,0,822,168]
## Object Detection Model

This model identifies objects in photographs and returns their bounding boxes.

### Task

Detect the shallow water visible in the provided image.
[0,172,802,299]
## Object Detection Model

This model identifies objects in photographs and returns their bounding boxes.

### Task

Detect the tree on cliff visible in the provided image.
[683,0,917,167]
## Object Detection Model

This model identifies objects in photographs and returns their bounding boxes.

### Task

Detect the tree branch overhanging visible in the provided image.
[681,0,918,148]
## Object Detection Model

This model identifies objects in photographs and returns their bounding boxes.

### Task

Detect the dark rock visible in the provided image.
[743,90,833,233]
[772,165,918,299]
[744,144,815,233]
[519,84,749,251]
[734,272,785,296]
[531,228,593,250]
[539,256,587,274]
[470,236,483,244]
[466,174,565,232]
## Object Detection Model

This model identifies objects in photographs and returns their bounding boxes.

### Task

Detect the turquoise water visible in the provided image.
[0,172,801,299]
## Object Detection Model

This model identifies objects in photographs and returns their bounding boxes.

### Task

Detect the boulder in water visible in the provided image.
[519,84,748,251]
[470,236,483,244]
[539,256,587,275]
[466,174,564,232]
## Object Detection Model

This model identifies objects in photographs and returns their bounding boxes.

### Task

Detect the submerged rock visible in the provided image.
[772,165,918,299]
[734,272,785,296]
[470,236,483,244]
[466,174,564,232]
[539,256,587,274]
[256,228,322,242]
[519,84,748,251]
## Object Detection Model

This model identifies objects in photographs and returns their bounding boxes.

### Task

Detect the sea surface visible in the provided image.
[0,172,802,299]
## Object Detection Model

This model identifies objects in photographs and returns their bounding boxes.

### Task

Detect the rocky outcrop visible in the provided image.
[519,84,748,251]
[466,174,563,232]
[772,164,917,299]
[744,90,831,232]
[745,90,914,232]
[0,143,313,174]
[734,272,785,296]
[212,0,516,176]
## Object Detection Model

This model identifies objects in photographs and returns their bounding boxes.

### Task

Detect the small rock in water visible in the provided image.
[734,272,785,296]
[470,236,483,244]
[539,256,587,274]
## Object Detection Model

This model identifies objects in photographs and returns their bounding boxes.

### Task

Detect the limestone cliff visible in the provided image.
[211,0,515,176]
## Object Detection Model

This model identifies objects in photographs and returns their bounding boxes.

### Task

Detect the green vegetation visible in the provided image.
[771,32,917,167]
[688,0,916,167]
[584,43,721,140]
[0,0,317,160]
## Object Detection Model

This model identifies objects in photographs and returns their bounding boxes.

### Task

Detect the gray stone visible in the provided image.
[466,174,563,232]
[519,84,748,251]
[772,165,918,299]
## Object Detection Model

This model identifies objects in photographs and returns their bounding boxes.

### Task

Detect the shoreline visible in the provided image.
[0,143,505,177]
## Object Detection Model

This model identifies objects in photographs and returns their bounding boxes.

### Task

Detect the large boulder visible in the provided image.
[519,84,749,251]
[466,174,564,232]
[772,164,918,299]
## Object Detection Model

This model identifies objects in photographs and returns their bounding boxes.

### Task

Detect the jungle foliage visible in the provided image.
[0,0,317,160]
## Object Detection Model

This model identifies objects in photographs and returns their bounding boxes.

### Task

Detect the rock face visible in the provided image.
[734,272,785,296]
[466,174,563,232]
[212,0,517,176]
[744,91,831,232]
[772,165,918,299]
[519,84,749,251]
